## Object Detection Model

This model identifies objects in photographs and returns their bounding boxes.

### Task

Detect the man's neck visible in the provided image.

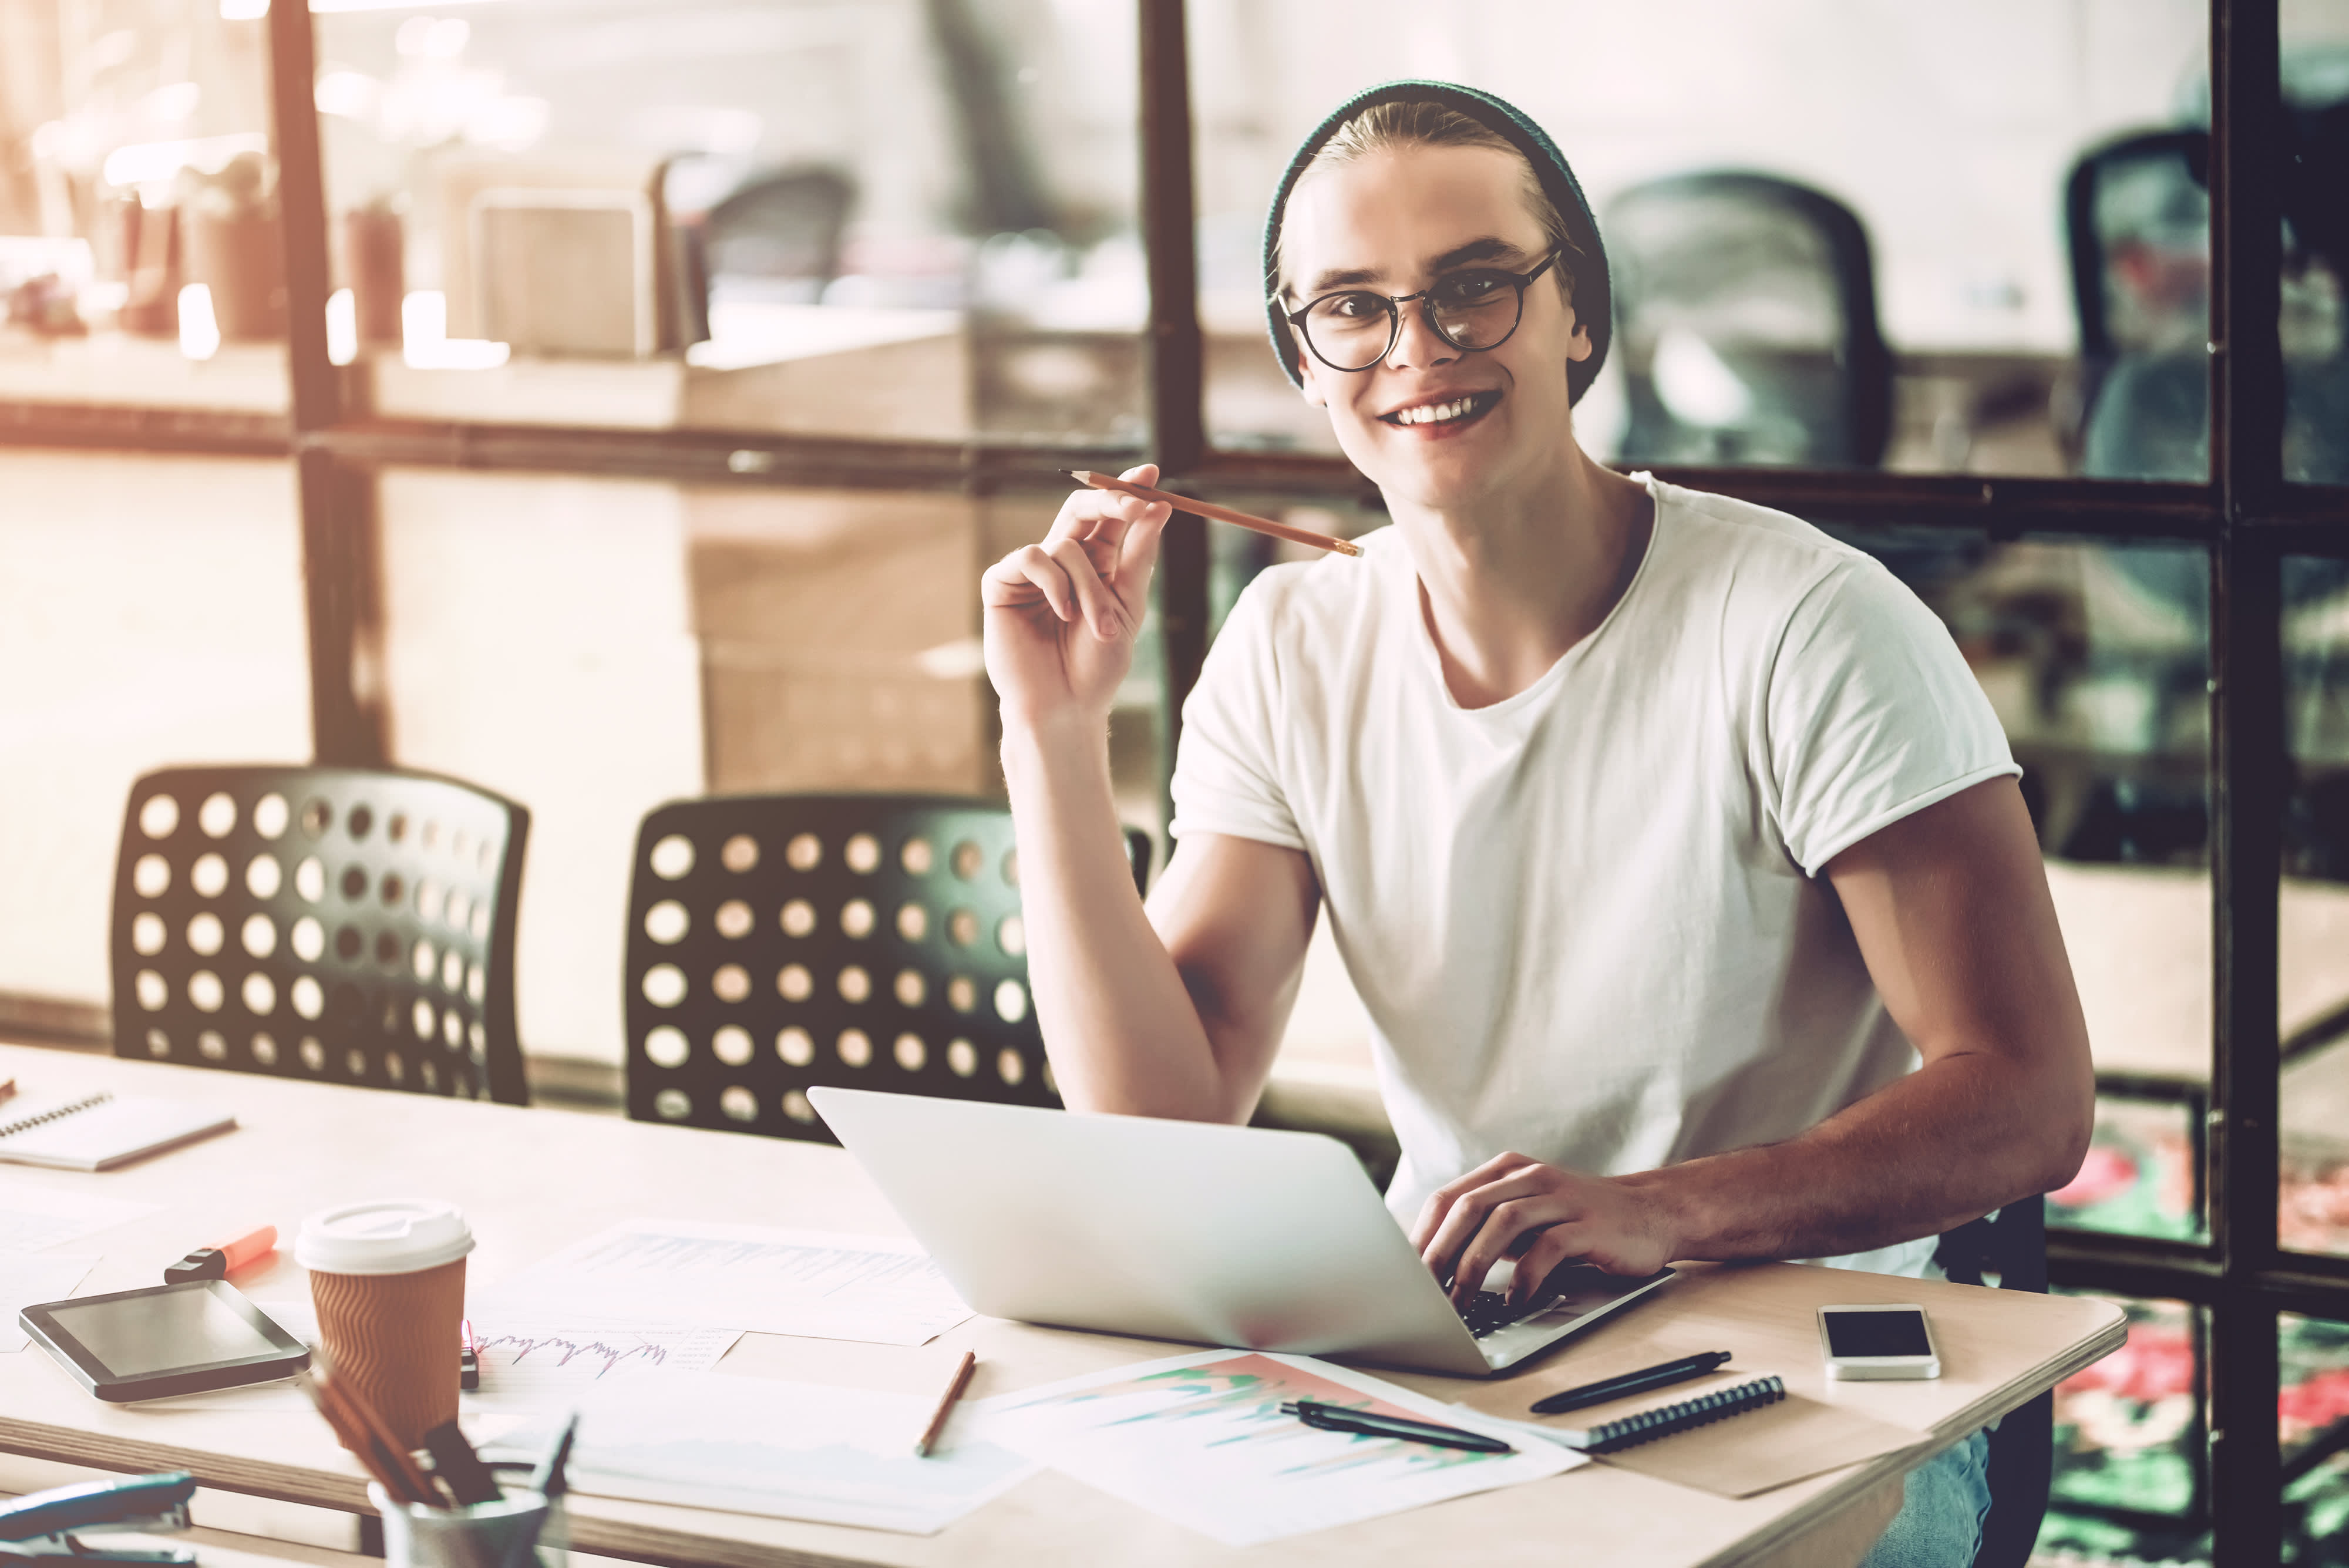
[1392,442,1655,710]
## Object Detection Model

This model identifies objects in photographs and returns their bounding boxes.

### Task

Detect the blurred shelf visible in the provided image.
[0,329,288,416]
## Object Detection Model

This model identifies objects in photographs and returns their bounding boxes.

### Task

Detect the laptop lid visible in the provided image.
[809,1087,1497,1375]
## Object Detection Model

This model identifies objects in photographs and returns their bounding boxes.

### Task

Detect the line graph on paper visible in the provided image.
[468,1323,744,1410]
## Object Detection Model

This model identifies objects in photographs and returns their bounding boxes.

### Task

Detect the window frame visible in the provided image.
[0,2,2343,1559]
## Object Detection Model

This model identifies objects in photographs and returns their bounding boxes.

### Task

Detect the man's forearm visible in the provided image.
[1626,1048,2092,1263]
[999,717,1238,1121]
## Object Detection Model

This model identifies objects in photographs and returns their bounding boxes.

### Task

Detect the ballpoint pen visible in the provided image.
[1529,1350,1734,1415]
[1279,1400,1514,1455]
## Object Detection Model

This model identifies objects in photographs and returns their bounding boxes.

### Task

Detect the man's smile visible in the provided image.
[1377,389,1503,431]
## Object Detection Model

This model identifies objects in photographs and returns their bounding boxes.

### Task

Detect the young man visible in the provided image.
[981,83,2091,1564]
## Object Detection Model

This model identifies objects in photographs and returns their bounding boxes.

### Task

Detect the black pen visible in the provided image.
[1530,1351,1734,1415]
[529,1412,580,1502]
[1280,1400,1514,1455]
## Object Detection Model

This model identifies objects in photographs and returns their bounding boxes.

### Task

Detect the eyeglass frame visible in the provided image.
[1277,249,1564,374]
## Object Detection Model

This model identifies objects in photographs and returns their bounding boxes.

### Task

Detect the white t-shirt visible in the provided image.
[1167,476,2019,1278]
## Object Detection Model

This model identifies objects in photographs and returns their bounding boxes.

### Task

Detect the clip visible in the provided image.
[0,1472,198,1564]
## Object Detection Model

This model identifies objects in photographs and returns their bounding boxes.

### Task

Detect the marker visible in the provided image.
[164,1224,277,1284]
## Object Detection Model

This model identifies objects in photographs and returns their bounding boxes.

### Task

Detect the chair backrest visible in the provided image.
[1607,171,1892,469]
[623,795,1147,1143]
[1935,1196,2050,1568]
[111,766,530,1105]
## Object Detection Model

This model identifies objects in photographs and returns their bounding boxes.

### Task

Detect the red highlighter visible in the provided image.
[164,1224,278,1284]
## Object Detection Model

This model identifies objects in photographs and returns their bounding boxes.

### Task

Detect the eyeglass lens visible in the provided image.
[1300,270,1529,372]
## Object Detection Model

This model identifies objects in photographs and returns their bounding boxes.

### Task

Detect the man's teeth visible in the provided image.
[1393,396,1482,426]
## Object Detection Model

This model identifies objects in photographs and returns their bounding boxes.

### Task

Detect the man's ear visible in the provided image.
[1563,308,1594,365]
[1295,339,1330,408]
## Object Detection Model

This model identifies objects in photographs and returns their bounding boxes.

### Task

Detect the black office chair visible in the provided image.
[1934,1196,2052,1568]
[110,766,530,1105]
[2067,122,2349,485]
[621,793,1150,1143]
[1607,171,1893,469]
[699,167,856,304]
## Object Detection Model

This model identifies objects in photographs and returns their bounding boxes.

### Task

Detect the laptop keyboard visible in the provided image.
[1459,1290,1539,1339]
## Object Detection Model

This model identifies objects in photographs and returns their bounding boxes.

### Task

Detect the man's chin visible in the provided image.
[1336,429,1510,513]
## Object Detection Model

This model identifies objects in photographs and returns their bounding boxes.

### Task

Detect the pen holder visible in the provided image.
[368,1483,566,1568]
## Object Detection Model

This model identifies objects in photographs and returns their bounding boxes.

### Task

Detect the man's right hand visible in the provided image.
[982,465,1171,733]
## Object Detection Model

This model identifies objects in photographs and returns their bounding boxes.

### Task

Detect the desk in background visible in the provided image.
[0,1042,2122,1568]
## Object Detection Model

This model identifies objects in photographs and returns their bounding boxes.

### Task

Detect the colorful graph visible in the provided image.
[984,1349,1578,1545]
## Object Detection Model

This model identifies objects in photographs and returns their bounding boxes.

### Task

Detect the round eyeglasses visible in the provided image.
[1282,251,1561,374]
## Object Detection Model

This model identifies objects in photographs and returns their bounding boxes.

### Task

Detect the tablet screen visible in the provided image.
[46,1287,285,1377]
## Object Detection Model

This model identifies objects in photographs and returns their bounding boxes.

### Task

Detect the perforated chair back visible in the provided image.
[622,795,1143,1143]
[1935,1196,2051,1568]
[111,766,530,1105]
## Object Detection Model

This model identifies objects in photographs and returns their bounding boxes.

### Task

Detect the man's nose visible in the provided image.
[1384,300,1458,371]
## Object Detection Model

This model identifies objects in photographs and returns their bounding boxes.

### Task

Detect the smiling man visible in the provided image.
[980,83,2092,1565]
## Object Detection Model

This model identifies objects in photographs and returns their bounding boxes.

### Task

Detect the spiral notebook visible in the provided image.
[0,1090,235,1172]
[1458,1368,1930,1499]
[1548,1374,1788,1451]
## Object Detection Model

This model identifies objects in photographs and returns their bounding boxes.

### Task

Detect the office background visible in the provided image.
[0,1,2345,1561]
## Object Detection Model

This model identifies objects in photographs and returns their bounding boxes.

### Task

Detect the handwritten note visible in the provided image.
[468,1322,742,1408]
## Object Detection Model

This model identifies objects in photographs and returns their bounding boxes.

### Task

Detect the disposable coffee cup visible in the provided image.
[299,1200,474,1448]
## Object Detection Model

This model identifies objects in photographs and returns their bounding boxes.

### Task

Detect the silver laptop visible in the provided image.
[809,1087,1674,1377]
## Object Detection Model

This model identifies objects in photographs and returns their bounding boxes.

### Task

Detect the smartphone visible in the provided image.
[1817,1302,1941,1381]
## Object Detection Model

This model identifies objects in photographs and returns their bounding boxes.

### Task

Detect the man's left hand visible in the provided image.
[1410,1152,1680,1307]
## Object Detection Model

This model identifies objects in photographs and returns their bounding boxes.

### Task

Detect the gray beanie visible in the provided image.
[1261,80,1611,405]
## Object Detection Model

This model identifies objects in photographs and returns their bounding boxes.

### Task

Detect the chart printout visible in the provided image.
[0,1251,97,1352]
[0,1183,158,1253]
[484,1220,974,1345]
[983,1349,1580,1545]
[482,1371,1036,1535]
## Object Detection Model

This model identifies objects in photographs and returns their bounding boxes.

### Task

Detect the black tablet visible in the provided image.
[19,1280,309,1402]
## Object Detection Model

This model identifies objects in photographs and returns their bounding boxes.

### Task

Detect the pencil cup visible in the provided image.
[299,1200,474,1448]
[368,1483,565,1568]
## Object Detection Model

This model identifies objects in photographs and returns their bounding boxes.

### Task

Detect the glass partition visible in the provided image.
[1846,531,2210,1243]
[2041,1293,2209,1563]
[1187,0,2210,476]
[2283,553,2349,1259]
[0,0,290,411]
[315,0,1142,444]
[2281,1311,2349,1562]
[2280,2,2349,491]
[0,449,311,1019]
[377,470,1165,1065]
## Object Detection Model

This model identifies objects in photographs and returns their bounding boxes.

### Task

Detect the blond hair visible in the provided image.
[1272,99,1577,303]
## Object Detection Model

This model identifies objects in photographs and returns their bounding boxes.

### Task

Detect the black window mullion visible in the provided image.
[2207,0,2288,1562]
[1137,0,1208,807]
[267,0,382,766]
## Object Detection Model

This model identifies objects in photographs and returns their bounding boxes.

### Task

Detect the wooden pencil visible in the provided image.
[912,1350,977,1457]
[1061,471,1362,557]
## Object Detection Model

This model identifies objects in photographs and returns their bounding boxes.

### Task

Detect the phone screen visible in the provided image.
[1823,1308,1932,1358]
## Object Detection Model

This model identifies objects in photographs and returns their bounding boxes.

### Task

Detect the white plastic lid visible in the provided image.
[295,1200,474,1276]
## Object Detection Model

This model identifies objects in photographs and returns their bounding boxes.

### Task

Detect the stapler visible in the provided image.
[0,1471,198,1564]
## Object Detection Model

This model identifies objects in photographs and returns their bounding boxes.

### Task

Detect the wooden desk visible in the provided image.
[0,1044,2123,1568]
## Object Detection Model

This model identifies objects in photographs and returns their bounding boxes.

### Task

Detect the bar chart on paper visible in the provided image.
[483,1220,972,1345]
[982,1350,1580,1545]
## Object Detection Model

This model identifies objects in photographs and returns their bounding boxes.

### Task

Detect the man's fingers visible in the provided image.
[1044,536,1125,641]
[1507,1226,1592,1305]
[1049,462,1167,548]
[1449,1197,1550,1306]
[981,544,1076,620]
[1412,1152,1537,1251]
